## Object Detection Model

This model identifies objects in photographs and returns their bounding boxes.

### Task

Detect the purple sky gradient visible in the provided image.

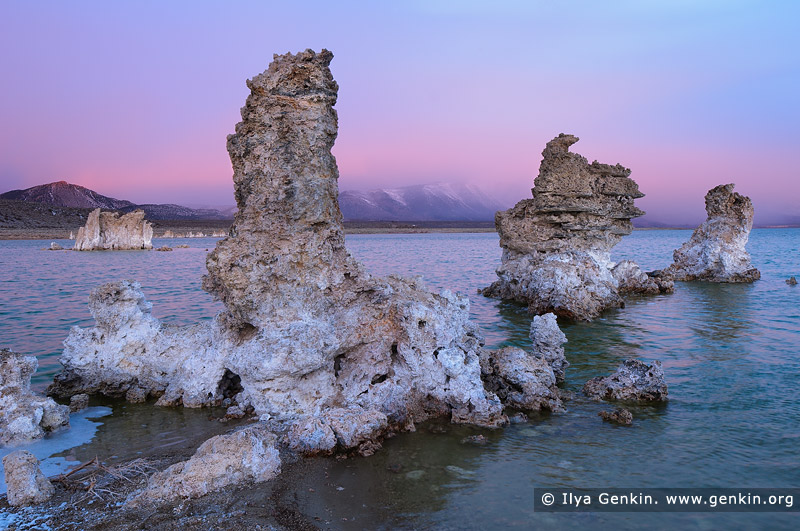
[1,1,798,224]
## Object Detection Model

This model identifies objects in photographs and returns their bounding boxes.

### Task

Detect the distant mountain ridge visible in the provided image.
[3,181,509,222]
[338,183,506,221]
[0,181,231,220]
[3,181,794,228]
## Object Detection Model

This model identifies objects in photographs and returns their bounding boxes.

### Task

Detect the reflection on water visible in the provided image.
[685,282,756,348]
[1,230,799,528]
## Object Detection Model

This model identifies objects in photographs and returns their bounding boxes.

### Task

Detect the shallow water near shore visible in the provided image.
[1,230,799,528]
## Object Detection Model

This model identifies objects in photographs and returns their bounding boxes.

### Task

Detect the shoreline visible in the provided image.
[6,225,800,241]
[0,227,498,240]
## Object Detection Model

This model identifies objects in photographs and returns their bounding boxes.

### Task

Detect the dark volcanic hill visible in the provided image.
[1,181,134,210]
[1,181,230,220]
[338,183,506,221]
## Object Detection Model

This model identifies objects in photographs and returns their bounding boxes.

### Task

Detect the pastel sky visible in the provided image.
[1,0,798,224]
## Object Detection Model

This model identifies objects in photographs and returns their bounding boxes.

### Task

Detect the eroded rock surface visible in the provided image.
[1,350,69,447]
[2,451,54,506]
[529,313,568,384]
[51,50,506,449]
[127,425,280,506]
[69,394,89,412]
[599,408,633,426]
[662,184,760,282]
[583,359,668,402]
[73,208,153,251]
[288,406,389,456]
[480,134,671,320]
[480,347,563,412]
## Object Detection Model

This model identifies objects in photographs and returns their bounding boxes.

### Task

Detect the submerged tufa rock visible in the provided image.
[480,134,671,321]
[583,359,668,402]
[599,408,633,426]
[51,50,507,449]
[2,451,54,506]
[662,184,760,282]
[1,350,70,447]
[73,208,153,251]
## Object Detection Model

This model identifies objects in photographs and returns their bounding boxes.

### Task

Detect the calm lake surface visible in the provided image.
[1,229,799,529]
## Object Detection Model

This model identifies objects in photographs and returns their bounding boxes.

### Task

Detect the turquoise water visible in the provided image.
[1,230,799,528]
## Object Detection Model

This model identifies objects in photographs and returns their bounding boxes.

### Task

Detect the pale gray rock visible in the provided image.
[1,350,70,447]
[481,134,671,320]
[68,393,89,412]
[48,242,63,251]
[583,359,668,402]
[287,416,337,455]
[127,425,280,506]
[326,407,388,451]
[289,406,389,456]
[2,451,54,506]
[612,260,673,295]
[480,347,563,412]
[529,313,568,384]
[663,184,760,282]
[73,208,153,251]
[51,50,507,452]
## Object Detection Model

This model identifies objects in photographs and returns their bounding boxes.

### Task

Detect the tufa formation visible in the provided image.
[662,184,760,282]
[1,349,70,447]
[2,451,54,507]
[480,134,672,320]
[73,208,153,251]
[50,50,576,455]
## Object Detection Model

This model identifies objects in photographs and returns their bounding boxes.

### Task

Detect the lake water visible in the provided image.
[1,230,799,529]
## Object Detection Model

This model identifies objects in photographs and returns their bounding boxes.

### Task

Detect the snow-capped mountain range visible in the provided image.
[338,183,506,221]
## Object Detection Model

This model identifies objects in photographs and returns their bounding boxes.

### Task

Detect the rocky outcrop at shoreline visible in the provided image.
[660,184,760,282]
[2,451,54,506]
[73,208,153,251]
[127,425,280,506]
[51,50,515,458]
[1,349,70,447]
[480,134,671,321]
